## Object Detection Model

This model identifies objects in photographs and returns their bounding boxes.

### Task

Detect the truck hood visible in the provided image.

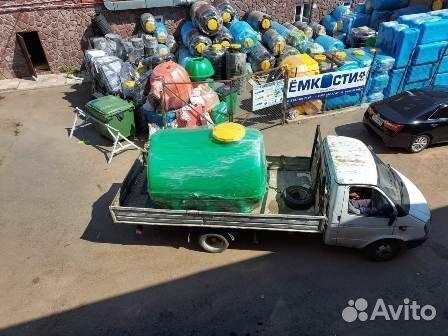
[393,169,431,223]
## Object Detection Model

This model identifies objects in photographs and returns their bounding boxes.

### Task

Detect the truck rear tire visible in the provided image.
[198,233,229,253]
[365,240,401,261]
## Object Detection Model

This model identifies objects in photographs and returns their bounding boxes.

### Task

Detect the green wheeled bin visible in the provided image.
[85,95,135,141]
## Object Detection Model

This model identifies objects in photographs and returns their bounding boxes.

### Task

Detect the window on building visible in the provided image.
[295,1,311,22]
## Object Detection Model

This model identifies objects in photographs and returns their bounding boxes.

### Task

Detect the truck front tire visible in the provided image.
[365,239,401,261]
[198,233,229,253]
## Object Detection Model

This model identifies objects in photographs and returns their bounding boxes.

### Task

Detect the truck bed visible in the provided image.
[109,155,325,233]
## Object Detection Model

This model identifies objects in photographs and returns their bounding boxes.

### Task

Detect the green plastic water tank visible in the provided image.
[147,125,267,213]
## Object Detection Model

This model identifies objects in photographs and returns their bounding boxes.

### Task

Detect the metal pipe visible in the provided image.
[104,0,197,11]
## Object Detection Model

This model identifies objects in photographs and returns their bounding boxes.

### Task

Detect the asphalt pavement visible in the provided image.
[0,84,447,335]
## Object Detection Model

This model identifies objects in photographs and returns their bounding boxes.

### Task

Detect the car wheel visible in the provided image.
[365,240,401,261]
[198,233,229,253]
[409,135,430,153]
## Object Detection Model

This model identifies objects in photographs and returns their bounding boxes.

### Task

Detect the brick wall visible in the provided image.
[0,0,347,79]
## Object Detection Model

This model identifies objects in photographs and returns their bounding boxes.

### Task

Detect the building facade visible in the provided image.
[0,0,352,79]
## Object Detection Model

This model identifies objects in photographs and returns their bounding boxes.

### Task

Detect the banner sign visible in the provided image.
[286,67,370,104]
[252,80,284,111]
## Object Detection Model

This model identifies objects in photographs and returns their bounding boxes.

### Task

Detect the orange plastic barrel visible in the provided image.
[148,61,193,111]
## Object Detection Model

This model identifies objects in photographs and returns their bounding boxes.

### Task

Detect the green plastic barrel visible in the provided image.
[86,95,135,141]
[148,126,267,213]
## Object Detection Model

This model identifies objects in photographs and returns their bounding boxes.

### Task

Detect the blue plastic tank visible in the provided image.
[178,46,193,67]
[346,48,373,67]
[181,20,194,46]
[367,73,389,92]
[321,15,338,35]
[403,80,430,91]
[390,5,428,21]
[364,91,384,102]
[393,27,420,69]
[228,19,258,52]
[412,41,448,66]
[376,21,404,51]
[332,5,351,21]
[271,21,290,38]
[398,14,448,44]
[363,48,395,73]
[406,64,435,83]
[325,92,361,109]
[384,68,405,97]
[439,56,448,73]
[154,18,168,43]
[315,35,345,51]
[354,3,366,14]
[434,73,448,86]
[370,10,393,30]
[371,0,409,10]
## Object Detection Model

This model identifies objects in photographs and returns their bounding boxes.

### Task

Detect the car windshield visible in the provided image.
[371,153,402,208]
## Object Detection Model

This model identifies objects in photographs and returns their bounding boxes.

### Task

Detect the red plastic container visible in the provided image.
[148,61,193,111]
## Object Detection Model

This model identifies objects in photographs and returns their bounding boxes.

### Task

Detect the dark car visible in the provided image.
[363,87,448,152]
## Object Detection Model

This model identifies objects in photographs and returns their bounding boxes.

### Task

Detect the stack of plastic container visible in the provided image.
[369,0,409,29]
[380,11,448,97]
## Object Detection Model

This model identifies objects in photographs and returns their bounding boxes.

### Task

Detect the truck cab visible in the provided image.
[317,132,431,260]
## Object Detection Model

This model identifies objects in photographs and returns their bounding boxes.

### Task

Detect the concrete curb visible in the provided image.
[0,73,91,93]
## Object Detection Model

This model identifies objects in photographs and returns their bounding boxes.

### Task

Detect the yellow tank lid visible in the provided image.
[212,43,223,51]
[243,38,254,49]
[335,51,346,59]
[196,42,207,54]
[212,122,246,142]
[207,18,219,31]
[275,42,285,54]
[352,49,365,56]
[221,40,231,48]
[261,18,271,30]
[222,11,232,23]
[230,43,242,50]
[313,54,327,61]
[124,80,136,87]
[145,22,155,32]
[260,59,271,71]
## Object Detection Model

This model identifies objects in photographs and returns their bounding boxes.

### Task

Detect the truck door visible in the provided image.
[337,186,395,248]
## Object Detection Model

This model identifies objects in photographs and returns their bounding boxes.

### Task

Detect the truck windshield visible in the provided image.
[371,153,407,212]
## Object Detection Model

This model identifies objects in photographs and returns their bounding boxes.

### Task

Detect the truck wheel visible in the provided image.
[365,240,401,261]
[282,185,313,210]
[198,233,229,253]
[408,135,430,153]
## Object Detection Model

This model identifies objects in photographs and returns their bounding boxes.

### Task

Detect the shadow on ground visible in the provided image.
[2,206,448,336]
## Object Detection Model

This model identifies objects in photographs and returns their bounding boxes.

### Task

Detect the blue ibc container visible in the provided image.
[325,92,361,109]
[332,5,351,21]
[412,41,448,65]
[430,9,448,18]
[403,80,430,91]
[228,20,258,52]
[370,10,393,29]
[376,21,407,51]
[371,0,408,10]
[406,64,435,83]
[390,5,428,21]
[340,13,370,33]
[321,15,338,35]
[393,27,420,69]
[439,56,448,73]
[384,68,405,97]
[315,35,345,51]
[398,14,448,44]
[434,73,448,86]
